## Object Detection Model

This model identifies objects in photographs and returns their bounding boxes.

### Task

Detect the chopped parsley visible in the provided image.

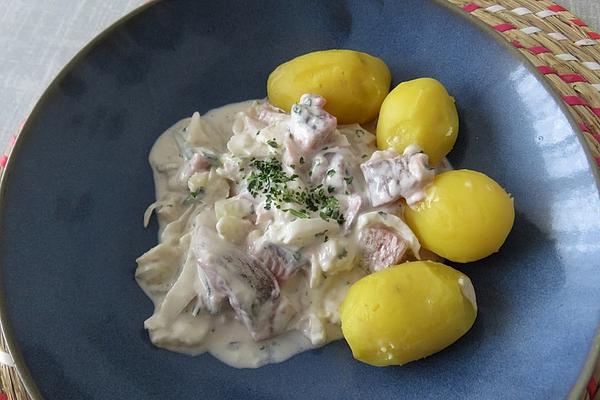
[245,158,344,224]
[328,186,335,193]
[185,188,205,204]
[246,158,297,210]
[266,139,278,148]
[344,176,353,185]
[326,169,336,177]
[190,188,204,199]
[299,156,305,165]
[284,208,310,219]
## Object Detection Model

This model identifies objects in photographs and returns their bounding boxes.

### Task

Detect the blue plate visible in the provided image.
[1,0,599,399]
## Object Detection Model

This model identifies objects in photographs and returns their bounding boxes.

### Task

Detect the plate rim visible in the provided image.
[0,0,598,398]
[0,2,162,397]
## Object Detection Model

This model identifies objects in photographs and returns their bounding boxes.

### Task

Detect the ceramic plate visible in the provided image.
[1,1,599,398]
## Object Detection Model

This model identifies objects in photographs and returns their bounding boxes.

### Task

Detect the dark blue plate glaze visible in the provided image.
[1,1,599,399]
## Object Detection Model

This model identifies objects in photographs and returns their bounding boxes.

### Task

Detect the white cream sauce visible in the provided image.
[136,96,451,368]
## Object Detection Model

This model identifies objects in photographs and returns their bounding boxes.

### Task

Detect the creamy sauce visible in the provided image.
[136,96,455,368]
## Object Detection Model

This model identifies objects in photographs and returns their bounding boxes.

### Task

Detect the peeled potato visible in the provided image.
[376,78,458,166]
[404,169,514,263]
[340,261,477,366]
[267,49,391,124]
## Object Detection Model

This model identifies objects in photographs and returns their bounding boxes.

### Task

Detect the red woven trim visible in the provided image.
[595,157,600,167]
[463,3,481,12]
[579,123,591,132]
[512,40,524,49]
[0,392,7,400]
[571,18,587,27]
[593,134,600,143]
[547,4,566,12]
[591,108,600,117]
[588,31,600,40]
[494,23,516,32]
[563,95,589,106]
[588,376,598,397]
[537,66,556,74]
[529,46,550,55]
[0,125,23,171]
[559,74,588,83]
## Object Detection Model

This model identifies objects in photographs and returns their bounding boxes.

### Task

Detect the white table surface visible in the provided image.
[0,0,598,150]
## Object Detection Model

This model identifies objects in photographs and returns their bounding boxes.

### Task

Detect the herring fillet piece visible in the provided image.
[361,147,434,207]
[193,224,289,340]
[255,243,309,283]
[359,225,409,272]
[289,93,337,150]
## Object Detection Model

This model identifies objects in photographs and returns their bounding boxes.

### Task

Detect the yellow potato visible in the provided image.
[340,261,477,366]
[267,49,391,124]
[404,169,514,263]
[376,78,458,166]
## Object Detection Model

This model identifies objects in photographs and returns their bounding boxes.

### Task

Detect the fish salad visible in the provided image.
[136,94,436,367]
[137,49,514,369]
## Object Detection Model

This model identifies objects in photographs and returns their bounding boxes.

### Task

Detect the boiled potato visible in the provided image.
[376,78,458,166]
[340,261,477,366]
[267,49,391,124]
[404,169,514,263]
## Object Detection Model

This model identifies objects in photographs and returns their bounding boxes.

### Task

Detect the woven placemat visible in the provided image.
[0,0,599,399]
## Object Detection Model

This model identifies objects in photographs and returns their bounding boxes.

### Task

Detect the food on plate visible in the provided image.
[340,261,477,366]
[404,170,515,263]
[136,93,426,368]
[136,49,513,369]
[376,78,458,166]
[267,49,391,124]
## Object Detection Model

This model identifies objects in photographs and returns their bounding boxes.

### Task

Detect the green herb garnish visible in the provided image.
[285,209,310,219]
[245,158,344,224]
[190,188,204,199]
[266,139,278,148]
